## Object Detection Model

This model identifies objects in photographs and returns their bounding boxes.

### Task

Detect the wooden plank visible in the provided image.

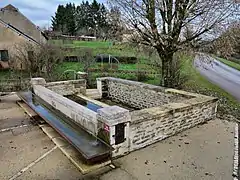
[40,124,112,174]
[17,101,38,118]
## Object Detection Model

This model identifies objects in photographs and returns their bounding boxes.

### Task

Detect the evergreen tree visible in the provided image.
[65,3,76,35]
[52,0,113,37]
[51,5,66,33]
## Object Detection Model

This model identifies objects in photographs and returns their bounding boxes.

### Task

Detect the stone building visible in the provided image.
[0,4,48,69]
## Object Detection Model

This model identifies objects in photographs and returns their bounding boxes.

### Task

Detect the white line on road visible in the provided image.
[8,146,58,180]
[233,123,239,180]
[0,124,29,133]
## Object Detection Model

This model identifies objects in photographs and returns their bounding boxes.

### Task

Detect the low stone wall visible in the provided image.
[45,79,86,96]
[98,77,190,109]
[33,84,97,135]
[31,77,218,158]
[129,96,217,151]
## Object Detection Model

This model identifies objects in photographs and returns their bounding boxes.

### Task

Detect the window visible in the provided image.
[115,123,125,145]
[0,50,9,61]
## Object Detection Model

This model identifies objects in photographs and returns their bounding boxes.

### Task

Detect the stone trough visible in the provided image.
[22,77,218,162]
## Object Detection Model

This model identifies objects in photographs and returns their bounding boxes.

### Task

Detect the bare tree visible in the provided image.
[107,6,126,40]
[212,21,240,59]
[110,0,239,87]
[12,42,63,80]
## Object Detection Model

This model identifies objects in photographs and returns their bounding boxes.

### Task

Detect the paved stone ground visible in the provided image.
[102,119,234,180]
[0,94,235,180]
[0,94,83,180]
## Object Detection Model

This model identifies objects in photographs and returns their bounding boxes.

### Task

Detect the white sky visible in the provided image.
[0,0,105,27]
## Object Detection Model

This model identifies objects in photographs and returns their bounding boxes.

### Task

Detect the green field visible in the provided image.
[215,57,240,71]
[51,40,156,60]
[72,41,111,48]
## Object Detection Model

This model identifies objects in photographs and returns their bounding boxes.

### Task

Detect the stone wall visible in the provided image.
[100,77,190,109]
[129,97,217,151]
[0,22,37,69]
[33,84,97,135]
[45,79,86,96]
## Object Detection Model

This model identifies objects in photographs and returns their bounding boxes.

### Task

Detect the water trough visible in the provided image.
[18,91,112,164]
[17,77,217,168]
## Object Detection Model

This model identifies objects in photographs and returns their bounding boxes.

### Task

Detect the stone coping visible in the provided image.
[98,77,218,124]
[130,96,217,124]
[97,77,198,99]
[76,94,110,108]
[97,77,166,93]
[46,79,86,87]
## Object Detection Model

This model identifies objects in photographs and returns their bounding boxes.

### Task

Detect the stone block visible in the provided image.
[97,106,130,126]
[31,78,46,86]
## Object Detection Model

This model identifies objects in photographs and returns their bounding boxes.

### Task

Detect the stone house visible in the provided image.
[0,4,48,69]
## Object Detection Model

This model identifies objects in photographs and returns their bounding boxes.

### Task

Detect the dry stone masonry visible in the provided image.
[102,77,190,109]
[31,77,218,158]
[45,79,86,96]
[97,77,218,155]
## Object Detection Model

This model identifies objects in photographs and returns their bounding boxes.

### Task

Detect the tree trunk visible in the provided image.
[159,52,174,87]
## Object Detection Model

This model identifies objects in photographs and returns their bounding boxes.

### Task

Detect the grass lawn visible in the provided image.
[181,54,240,117]
[72,41,111,48]
[51,40,111,48]
[51,40,155,60]
[54,61,158,74]
[54,62,139,73]
[215,57,240,71]
[119,64,137,70]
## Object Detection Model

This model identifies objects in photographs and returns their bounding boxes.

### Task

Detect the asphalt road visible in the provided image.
[194,54,240,101]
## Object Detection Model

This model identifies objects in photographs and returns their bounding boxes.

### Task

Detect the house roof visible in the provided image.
[1,4,18,11]
[0,18,41,45]
[0,4,48,43]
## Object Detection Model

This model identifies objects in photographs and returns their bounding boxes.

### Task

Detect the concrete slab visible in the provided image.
[14,148,83,180]
[0,94,82,180]
[101,119,235,180]
[39,121,112,174]
[0,125,56,180]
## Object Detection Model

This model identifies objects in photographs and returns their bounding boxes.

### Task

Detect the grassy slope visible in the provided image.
[72,41,111,48]
[182,54,240,117]
[54,62,139,73]
[215,57,240,71]
[52,40,148,57]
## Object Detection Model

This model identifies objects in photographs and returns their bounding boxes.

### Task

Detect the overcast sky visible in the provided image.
[0,0,104,28]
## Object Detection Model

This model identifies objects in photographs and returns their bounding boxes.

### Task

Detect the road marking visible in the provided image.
[8,146,57,180]
[233,123,239,180]
[0,124,28,133]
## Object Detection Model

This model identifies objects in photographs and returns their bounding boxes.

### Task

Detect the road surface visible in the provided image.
[194,54,240,101]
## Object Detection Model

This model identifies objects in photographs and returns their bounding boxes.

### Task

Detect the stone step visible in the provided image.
[86,89,101,99]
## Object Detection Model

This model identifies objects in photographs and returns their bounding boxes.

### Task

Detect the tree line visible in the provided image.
[51,0,124,39]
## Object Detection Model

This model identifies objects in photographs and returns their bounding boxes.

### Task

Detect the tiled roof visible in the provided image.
[1,4,18,11]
